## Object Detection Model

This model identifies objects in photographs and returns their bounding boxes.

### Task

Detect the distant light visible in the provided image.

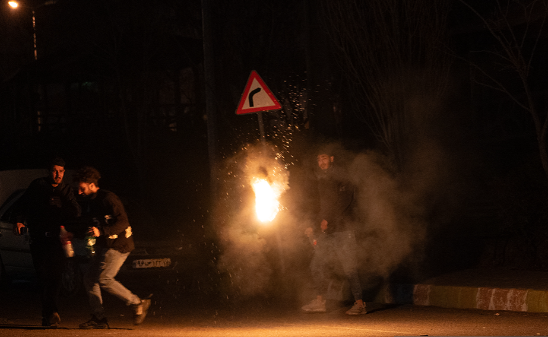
[8,1,19,9]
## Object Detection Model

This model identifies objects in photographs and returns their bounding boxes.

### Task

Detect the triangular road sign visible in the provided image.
[236,70,281,115]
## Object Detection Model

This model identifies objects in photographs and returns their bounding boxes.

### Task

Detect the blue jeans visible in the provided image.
[84,248,140,319]
[310,230,362,301]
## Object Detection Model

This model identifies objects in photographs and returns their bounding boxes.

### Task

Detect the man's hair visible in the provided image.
[48,156,66,170]
[75,166,101,185]
[317,144,336,157]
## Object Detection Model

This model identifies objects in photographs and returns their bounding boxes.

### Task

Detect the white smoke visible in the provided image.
[215,143,290,298]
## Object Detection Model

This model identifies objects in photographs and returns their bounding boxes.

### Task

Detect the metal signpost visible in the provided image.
[235,70,282,143]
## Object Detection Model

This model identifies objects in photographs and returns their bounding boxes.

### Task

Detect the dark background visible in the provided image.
[1,0,548,303]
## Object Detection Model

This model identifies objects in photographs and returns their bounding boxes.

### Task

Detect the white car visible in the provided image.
[0,188,34,280]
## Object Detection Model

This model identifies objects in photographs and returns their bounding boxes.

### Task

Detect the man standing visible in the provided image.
[302,149,366,315]
[75,166,150,329]
[14,157,81,327]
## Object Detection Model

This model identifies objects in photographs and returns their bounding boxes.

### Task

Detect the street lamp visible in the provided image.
[8,0,57,133]
[8,0,57,60]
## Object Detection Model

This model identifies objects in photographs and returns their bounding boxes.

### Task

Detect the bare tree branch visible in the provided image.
[459,0,548,181]
[319,0,452,170]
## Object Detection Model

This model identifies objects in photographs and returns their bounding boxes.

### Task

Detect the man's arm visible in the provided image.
[60,184,81,218]
[339,180,355,215]
[100,192,130,237]
[58,184,84,236]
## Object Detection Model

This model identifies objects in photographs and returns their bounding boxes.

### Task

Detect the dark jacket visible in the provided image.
[317,166,355,234]
[16,177,81,237]
[80,189,134,253]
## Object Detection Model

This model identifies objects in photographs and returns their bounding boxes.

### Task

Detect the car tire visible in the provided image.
[60,258,82,297]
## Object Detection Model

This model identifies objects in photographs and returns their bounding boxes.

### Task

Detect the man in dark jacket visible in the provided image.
[302,150,366,315]
[75,166,150,329]
[13,157,81,327]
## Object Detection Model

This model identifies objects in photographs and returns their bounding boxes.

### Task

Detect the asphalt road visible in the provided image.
[1,281,548,337]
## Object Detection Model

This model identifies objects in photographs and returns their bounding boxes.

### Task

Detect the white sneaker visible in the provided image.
[301,298,326,313]
[345,301,367,315]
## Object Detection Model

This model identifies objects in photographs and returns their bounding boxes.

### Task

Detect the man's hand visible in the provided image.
[13,223,26,235]
[320,219,328,232]
[91,226,101,237]
[304,227,313,238]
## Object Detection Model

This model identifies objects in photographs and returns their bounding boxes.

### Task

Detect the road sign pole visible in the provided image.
[257,111,266,145]
[236,70,280,146]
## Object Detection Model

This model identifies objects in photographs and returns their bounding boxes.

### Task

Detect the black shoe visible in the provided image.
[42,312,61,327]
[133,298,151,325]
[79,315,109,329]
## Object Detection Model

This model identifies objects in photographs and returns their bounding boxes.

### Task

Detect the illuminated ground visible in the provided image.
[2,282,548,336]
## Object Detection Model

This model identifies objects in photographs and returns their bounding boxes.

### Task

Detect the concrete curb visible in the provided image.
[376,283,548,313]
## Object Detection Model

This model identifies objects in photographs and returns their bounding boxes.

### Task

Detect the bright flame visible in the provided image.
[8,1,19,9]
[252,178,279,223]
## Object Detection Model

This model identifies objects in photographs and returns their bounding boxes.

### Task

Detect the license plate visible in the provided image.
[132,258,172,269]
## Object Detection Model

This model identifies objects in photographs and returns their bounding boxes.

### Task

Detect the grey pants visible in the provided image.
[310,230,363,301]
[84,248,140,319]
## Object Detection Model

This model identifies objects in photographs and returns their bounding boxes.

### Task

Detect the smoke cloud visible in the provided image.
[214,101,475,302]
[215,144,291,299]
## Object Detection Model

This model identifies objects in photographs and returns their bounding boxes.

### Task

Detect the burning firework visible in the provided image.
[252,178,281,222]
